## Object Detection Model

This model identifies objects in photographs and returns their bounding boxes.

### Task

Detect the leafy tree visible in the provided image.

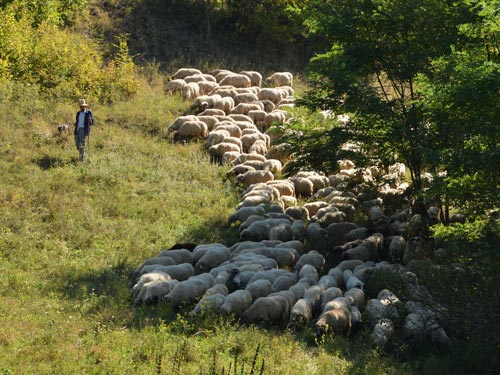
[295,0,477,216]
[418,0,500,217]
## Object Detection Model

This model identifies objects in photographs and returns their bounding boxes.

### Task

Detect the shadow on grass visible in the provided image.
[34,154,80,169]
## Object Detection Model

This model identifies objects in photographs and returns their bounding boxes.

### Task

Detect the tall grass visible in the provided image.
[0,79,418,374]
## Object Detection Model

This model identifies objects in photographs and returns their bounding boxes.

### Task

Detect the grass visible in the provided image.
[0,80,466,375]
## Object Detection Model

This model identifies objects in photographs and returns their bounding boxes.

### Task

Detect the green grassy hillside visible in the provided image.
[0,78,419,375]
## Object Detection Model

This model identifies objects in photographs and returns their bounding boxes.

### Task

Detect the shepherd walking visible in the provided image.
[74,98,94,162]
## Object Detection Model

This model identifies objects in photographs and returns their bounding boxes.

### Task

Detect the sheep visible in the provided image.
[248,139,268,155]
[213,70,235,82]
[137,263,195,281]
[228,114,253,123]
[240,71,262,87]
[165,79,186,94]
[134,279,179,305]
[191,293,226,315]
[164,273,215,308]
[198,81,219,95]
[289,176,314,197]
[209,142,242,164]
[176,120,208,141]
[131,270,172,296]
[199,108,227,117]
[168,115,199,133]
[247,109,267,127]
[237,194,274,209]
[303,285,324,313]
[234,92,259,105]
[221,151,241,165]
[241,294,292,325]
[257,88,286,104]
[343,269,365,291]
[322,297,352,313]
[241,133,269,153]
[220,289,253,316]
[232,153,267,165]
[340,244,371,262]
[182,82,200,99]
[196,115,219,131]
[295,250,326,273]
[194,246,231,274]
[205,284,229,296]
[284,206,308,221]
[156,248,194,264]
[172,68,202,80]
[133,256,176,278]
[236,170,274,187]
[263,110,286,131]
[364,298,399,325]
[266,72,294,87]
[231,102,263,116]
[370,318,395,347]
[220,136,243,152]
[318,275,338,290]
[290,220,307,242]
[245,279,273,301]
[315,307,352,337]
[269,274,296,294]
[289,298,314,325]
[305,222,328,250]
[219,74,252,88]
[214,123,242,138]
[206,129,231,148]
[213,96,235,114]
[320,287,344,310]
[344,288,366,309]
[403,237,425,265]
[269,223,294,242]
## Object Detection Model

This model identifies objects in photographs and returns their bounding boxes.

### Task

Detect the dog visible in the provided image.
[57,124,71,134]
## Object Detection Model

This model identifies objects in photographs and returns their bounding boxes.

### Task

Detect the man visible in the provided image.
[74,98,94,161]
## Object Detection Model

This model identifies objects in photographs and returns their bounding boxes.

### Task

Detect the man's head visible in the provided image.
[78,98,88,110]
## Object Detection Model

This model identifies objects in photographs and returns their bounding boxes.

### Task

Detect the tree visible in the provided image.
[295,0,477,216]
[418,0,500,217]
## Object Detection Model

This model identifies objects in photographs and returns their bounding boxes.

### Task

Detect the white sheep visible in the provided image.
[165,79,186,94]
[231,102,263,116]
[214,123,242,138]
[289,298,313,325]
[172,68,202,80]
[134,279,179,305]
[320,287,344,310]
[164,273,215,308]
[219,74,252,88]
[315,307,352,337]
[156,248,194,264]
[295,250,326,273]
[182,82,200,99]
[137,263,195,281]
[344,287,365,309]
[370,318,395,347]
[240,71,262,87]
[213,96,235,114]
[220,289,253,316]
[257,88,286,104]
[248,139,268,155]
[241,294,291,325]
[194,246,231,274]
[198,81,219,95]
[237,170,274,187]
[234,92,259,105]
[168,115,199,133]
[131,270,172,296]
[245,279,273,301]
[191,292,226,315]
[209,142,242,164]
[176,120,208,141]
[266,72,294,87]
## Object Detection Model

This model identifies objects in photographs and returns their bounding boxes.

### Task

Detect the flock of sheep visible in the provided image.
[130,67,452,349]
